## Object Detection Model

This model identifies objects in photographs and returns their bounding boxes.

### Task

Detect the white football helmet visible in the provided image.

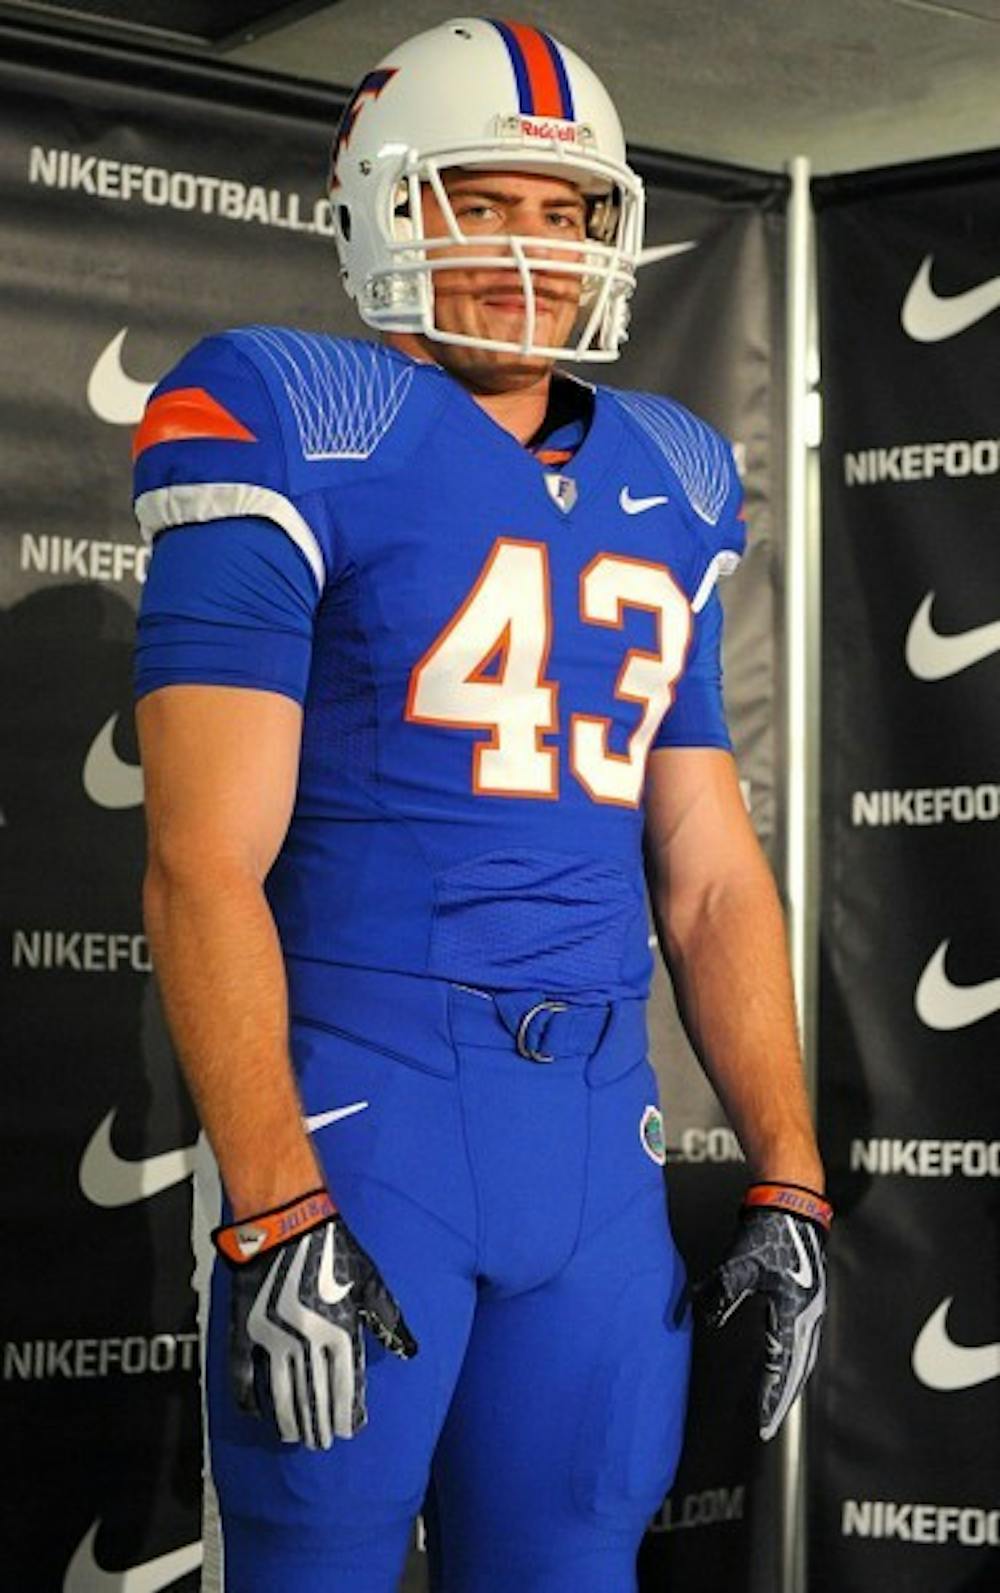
[328,16,646,361]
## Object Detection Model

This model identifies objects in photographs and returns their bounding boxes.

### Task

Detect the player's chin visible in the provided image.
[455,345,560,392]
[475,308,578,373]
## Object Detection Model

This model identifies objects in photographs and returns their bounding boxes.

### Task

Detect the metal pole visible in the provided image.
[780,154,822,1593]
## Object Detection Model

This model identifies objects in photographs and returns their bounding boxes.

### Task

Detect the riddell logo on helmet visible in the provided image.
[518,117,587,144]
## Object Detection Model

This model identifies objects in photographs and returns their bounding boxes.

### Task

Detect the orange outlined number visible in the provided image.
[405,539,558,797]
[572,554,691,807]
[406,540,689,803]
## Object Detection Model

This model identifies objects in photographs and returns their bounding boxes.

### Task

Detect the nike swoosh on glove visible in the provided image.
[213,1189,417,1449]
[695,1182,832,1441]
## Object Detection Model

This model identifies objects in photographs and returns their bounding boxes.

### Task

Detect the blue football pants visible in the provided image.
[206,966,692,1591]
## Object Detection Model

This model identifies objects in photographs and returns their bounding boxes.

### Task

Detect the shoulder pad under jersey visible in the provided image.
[132,329,420,591]
[605,388,746,611]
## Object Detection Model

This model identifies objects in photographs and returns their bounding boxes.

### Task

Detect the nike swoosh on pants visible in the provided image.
[912,1297,1000,1391]
[906,592,1000,680]
[304,1101,370,1132]
[902,255,1000,342]
[64,1520,202,1593]
[915,941,1000,1030]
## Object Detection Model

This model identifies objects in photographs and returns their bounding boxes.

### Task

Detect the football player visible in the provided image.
[133,17,829,1592]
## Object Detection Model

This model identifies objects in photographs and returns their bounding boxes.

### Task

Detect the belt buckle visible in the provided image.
[515,1000,568,1063]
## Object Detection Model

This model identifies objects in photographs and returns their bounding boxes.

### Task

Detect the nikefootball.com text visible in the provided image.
[4,1333,197,1380]
[852,786,1000,828]
[28,145,334,236]
[843,438,1000,485]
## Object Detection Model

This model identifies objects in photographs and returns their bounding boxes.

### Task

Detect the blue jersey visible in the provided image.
[133,330,744,1002]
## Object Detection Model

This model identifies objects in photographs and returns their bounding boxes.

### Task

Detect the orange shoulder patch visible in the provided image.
[132,386,258,460]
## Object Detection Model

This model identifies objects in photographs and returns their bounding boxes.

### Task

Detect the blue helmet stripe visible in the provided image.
[538,30,575,120]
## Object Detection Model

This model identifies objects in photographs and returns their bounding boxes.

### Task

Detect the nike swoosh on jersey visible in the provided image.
[304,1101,370,1133]
[915,940,1000,1030]
[912,1297,1000,1391]
[87,329,158,425]
[84,714,144,810]
[620,487,669,514]
[905,592,1000,680]
[901,256,1000,342]
[64,1520,202,1593]
[80,1111,198,1207]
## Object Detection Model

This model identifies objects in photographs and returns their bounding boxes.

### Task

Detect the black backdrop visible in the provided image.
[813,153,1000,1592]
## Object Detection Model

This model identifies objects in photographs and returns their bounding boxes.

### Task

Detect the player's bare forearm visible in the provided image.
[137,684,322,1219]
[644,747,824,1191]
[143,855,322,1218]
[651,865,823,1188]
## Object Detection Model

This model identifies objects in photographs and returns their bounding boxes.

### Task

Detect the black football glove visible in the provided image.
[695,1182,832,1441]
[213,1188,417,1450]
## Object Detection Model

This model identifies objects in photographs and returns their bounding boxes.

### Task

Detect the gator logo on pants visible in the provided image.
[640,1105,666,1166]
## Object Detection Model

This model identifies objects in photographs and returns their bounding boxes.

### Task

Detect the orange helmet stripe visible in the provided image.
[502,20,564,118]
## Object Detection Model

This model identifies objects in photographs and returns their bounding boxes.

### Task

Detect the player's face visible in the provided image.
[420,169,587,390]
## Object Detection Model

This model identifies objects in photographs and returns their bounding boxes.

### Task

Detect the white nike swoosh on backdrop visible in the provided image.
[87,329,158,425]
[80,1111,198,1208]
[915,940,1000,1030]
[906,592,1000,680]
[637,239,698,268]
[64,1521,202,1593]
[620,487,669,514]
[901,255,1000,342]
[304,1101,370,1132]
[912,1297,1000,1391]
[84,714,144,810]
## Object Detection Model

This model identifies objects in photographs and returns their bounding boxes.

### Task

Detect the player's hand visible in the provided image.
[695,1182,832,1441]
[213,1188,417,1449]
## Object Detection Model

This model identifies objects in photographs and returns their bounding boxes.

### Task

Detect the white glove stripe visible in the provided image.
[283,1240,327,1449]
[247,1251,302,1443]
[246,1231,357,1446]
[333,1329,360,1440]
[760,1272,827,1441]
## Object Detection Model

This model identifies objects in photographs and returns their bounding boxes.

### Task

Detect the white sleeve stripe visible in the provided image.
[134,482,326,593]
[690,549,742,613]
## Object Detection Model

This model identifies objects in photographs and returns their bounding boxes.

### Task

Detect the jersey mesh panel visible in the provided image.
[429,852,640,986]
[302,575,377,788]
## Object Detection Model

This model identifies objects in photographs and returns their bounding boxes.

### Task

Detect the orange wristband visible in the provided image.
[213,1188,337,1265]
[743,1182,833,1233]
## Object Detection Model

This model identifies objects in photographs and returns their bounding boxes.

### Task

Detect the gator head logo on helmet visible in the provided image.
[329,69,397,193]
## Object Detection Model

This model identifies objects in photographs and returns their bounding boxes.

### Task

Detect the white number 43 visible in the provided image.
[405,537,691,808]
